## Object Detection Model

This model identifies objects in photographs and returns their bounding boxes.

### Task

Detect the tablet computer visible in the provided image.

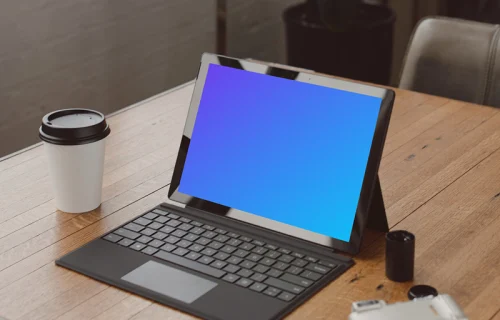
[169,53,394,254]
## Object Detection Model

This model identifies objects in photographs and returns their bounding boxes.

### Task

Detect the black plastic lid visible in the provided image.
[408,285,438,300]
[39,109,111,145]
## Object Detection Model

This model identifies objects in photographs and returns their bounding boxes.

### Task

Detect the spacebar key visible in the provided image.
[265,277,304,294]
[154,250,226,278]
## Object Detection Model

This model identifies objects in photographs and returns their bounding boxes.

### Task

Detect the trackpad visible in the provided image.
[121,260,217,304]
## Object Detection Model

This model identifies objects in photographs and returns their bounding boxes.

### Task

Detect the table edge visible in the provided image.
[0,79,195,163]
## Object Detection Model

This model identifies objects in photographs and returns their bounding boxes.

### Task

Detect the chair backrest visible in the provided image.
[399,16,500,107]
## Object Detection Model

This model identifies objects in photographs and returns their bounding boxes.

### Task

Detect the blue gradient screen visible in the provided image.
[178,64,382,241]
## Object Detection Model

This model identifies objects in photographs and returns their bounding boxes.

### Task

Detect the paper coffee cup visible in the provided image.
[39,109,111,213]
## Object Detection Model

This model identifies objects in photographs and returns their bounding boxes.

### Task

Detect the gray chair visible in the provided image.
[399,16,500,107]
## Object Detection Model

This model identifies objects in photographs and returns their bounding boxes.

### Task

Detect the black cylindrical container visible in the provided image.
[283,3,395,85]
[385,230,415,282]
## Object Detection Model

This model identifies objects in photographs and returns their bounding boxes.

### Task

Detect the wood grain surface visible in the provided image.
[1,79,500,320]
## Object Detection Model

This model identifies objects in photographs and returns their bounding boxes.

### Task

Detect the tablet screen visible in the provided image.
[177,63,383,242]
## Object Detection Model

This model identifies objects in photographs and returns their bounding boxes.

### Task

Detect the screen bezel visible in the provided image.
[169,53,394,254]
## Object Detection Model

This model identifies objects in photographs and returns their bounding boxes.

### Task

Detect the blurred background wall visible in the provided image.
[0,0,440,157]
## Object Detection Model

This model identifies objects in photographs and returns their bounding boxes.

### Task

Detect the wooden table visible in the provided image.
[1,79,500,320]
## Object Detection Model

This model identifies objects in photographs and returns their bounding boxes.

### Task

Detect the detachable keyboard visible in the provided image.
[102,208,338,302]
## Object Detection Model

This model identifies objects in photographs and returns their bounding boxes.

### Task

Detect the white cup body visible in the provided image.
[44,139,106,213]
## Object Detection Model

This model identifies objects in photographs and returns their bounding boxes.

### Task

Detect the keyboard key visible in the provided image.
[281,273,313,287]
[265,244,278,250]
[201,248,217,256]
[183,233,199,242]
[252,246,268,255]
[173,247,189,257]
[211,260,227,269]
[166,220,181,228]
[264,277,304,294]
[223,264,240,273]
[240,242,255,251]
[124,223,144,232]
[235,278,253,288]
[291,252,304,259]
[154,216,169,224]
[278,255,294,263]
[153,209,168,215]
[252,240,265,246]
[179,217,191,223]
[160,243,177,252]
[208,241,224,250]
[178,223,193,231]
[240,236,252,242]
[196,237,211,245]
[266,269,283,278]
[214,228,227,234]
[220,245,237,254]
[305,263,330,274]
[191,221,203,227]
[260,257,276,266]
[142,246,158,255]
[305,256,318,263]
[227,238,242,247]
[189,244,205,252]
[136,235,152,244]
[319,260,337,268]
[286,266,303,275]
[143,212,158,220]
[277,292,296,302]
[103,233,122,243]
[240,260,256,269]
[234,249,249,258]
[149,239,164,248]
[265,251,281,259]
[117,238,134,247]
[167,213,179,219]
[177,240,193,248]
[130,242,147,251]
[249,282,267,293]
[185,252,202,261]
[214,235,229,243]
[172,230,187,238]
[300,270,322,281]
[278,248,291,254]
[247,253,262,262]
[154,250,225,278]
[222,274,240,283]
[159,226,175,234]
[227,232,240,238]
[141,228,156,236]
[273,262,290,271]
[152,232,168,240]
[253,264,269,273]
[148,222,164,230]
[263,287,281,297]
[165,235,180,244]
[213,252,230,261]
[250,273,268,282]
[134,217,152,226]
[198,256,214,265]
[203,225,215,231]
[292,259,308,268]
[115,228,140,240]
[226,256,243,265]
[191,227,205,235]
[202,231,217,239]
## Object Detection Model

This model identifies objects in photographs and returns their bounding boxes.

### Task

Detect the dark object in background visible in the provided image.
[385,230,415,282]
[283,0,395,85]
[446,0,500,24]
[408,285,438,300]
